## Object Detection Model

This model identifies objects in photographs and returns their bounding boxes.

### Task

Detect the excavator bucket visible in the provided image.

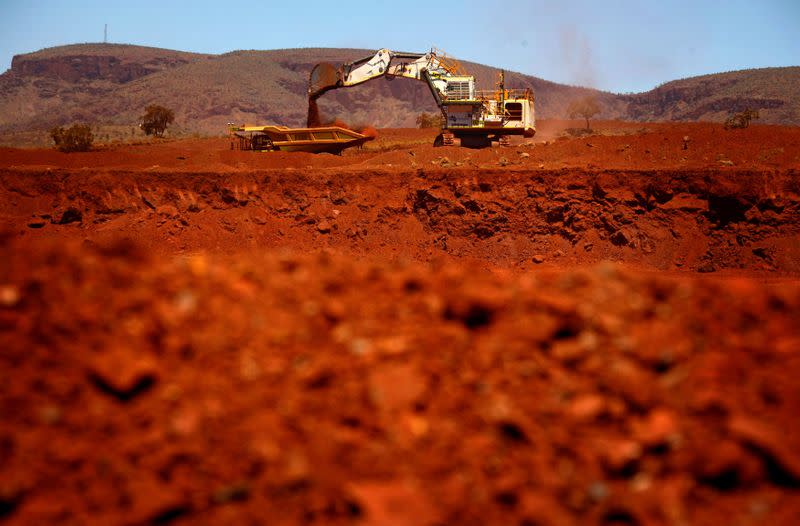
[309,62,340,97]
[308,62,342,127]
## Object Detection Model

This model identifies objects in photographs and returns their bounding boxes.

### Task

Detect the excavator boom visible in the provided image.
[309,49,458,104]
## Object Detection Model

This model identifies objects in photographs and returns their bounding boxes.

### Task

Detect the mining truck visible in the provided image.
[308,48,535,148]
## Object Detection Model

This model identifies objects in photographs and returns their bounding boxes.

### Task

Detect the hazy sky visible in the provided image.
[1,0,798,93]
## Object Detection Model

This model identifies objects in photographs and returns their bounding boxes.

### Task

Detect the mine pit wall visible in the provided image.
[2,168,799,276]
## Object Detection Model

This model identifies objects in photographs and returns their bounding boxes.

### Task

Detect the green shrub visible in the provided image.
[50,124,93,152]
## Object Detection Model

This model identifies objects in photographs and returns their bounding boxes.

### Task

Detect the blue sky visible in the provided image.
[1,0,798,93]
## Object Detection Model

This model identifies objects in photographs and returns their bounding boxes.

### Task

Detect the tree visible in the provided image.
[724,108,759,129]
[567,96,601,131]
[140,105,175,137]
[50,124,93,152]
[415,112,443,129]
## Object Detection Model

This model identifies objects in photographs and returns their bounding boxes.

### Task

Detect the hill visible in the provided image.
[0,43,797,140]
[624,67,800,124]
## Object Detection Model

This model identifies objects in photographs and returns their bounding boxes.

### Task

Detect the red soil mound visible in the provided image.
[2,120,800,525]
[2,239,799,525]
[2,167,799,275]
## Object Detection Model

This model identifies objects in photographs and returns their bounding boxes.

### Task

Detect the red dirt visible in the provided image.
[1,120,800,525]
[359,126,378,139]
[308,95,322,128]
[2,120,798,173]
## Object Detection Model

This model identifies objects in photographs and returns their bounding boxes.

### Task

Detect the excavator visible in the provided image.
[308,48,535,148]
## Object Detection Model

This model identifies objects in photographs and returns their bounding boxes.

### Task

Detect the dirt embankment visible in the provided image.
[2,167,799,275]
[2,238,800,525]
[2,121,800,525]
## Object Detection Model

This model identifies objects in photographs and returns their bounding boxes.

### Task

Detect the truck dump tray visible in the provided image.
[229,124,371,154]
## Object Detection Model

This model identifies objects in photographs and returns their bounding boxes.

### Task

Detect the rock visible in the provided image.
[239,352,261,381]
[284,450,310,486]
[694,439,762,488]
[27,220,46,229]
[460,198,482,213]
[587,481,609,502]
[518,492,573,525]
[249,209,269,225]
[635,408,679,448]
[220,187,248,206]
[212,481,251,504]
[316,220,332,234]
[347,480,436,526]
[610,229,631,247]
[374,335,409,356]
[443,287,506,329]
[0,481,25,519]
[697,262,716,273]
[551,333,597,364]
[348,337,373,356]
[123,477,189,525]
[519,152,530,158]
[322,298,347,323]
[38,405,62,425]
[156,204,179,218]
[728,416,800,483]
[719,159,735,166]
[604,188,639,205]
[606,359,656,409]
[169,408,199,436]
[87,350,160,402]
[531,254,545,264]
[567,394,606,421]
[659,194,708,212]
[774,337,800,355]
[369,363,426,411]
[174,289,197,314]
[0,285,20,307]
[600,438,643,472]
[57,207,83,225]
[499,157,509,167]
[401,413,429,438]
[752,246,773,263]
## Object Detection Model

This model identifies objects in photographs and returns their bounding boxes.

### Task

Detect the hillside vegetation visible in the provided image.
[0,43,797,140]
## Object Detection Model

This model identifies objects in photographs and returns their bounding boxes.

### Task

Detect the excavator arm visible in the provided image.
[309,48,465,107]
